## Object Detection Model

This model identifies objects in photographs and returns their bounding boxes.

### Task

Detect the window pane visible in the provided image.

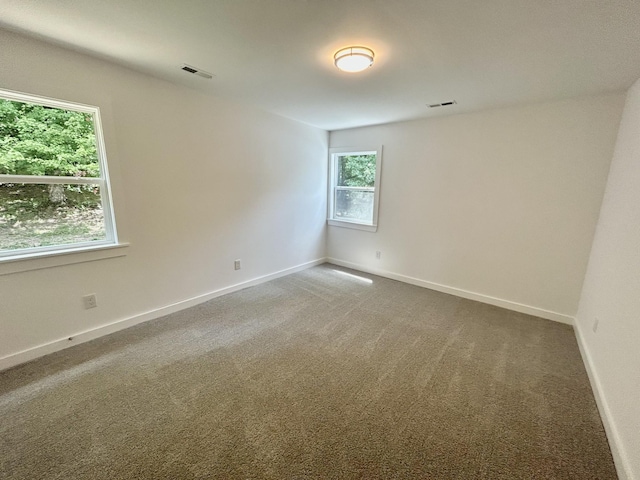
[0,98,100,177]
[335,189,374,223]
[0,183,106,252]
[337,154,376,187]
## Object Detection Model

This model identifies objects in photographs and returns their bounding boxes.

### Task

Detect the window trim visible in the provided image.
[0,242,129,276]
[327,146,382,232]
[0,88,120,261]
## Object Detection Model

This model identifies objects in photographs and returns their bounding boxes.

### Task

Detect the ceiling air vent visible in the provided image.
[181,64,214,80]
[427,100,457,108]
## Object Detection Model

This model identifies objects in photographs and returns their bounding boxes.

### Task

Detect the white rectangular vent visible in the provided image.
[181,64,214,80]
[427,100,457,108]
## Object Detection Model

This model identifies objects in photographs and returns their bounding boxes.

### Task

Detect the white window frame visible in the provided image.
[0,88,120,264]
[327,146,382,232]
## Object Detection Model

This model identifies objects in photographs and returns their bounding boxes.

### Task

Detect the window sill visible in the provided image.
[328,219,378,232]
[0,242,129,275]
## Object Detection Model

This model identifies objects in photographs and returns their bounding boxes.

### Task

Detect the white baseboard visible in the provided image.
[574,322,631,480]
[326,257,574,325]
[0,258,327,372]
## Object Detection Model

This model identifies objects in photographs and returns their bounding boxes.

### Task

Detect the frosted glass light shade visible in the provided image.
[334,46,375,73]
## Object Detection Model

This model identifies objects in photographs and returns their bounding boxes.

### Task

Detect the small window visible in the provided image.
[328,146,382,232]
[0,89,118,260]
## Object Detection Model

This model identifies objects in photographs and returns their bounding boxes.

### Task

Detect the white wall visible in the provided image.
[0,29,328,366]
[575,78,640,480]
[328,96,624,320]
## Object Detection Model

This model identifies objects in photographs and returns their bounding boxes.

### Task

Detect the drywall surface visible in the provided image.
[328,96,624,318]
[575,78,640,480]
[0,29,327,364]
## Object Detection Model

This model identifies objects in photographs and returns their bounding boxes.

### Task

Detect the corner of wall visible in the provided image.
[573,321,631,480]
[572,76,640,480]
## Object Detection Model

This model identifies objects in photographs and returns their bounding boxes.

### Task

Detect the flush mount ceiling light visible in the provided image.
[334,46,375,73]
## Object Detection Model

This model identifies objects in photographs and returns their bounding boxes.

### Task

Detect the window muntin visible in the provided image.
[0,89,117,259]
[328,147,382,230]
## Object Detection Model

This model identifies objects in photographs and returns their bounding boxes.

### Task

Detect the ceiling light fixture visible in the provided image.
[334,46,375,73]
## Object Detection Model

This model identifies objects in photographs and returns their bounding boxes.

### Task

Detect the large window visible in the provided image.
[0,89,118,260]
[328,146,382,231]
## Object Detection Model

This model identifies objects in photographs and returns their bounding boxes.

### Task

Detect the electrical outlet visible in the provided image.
[376,251,381,260]
[592,317,599,333]
[83,294,97,309]
[234,259,241,270]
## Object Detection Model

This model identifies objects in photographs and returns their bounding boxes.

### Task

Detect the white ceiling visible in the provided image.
[1,0,640,131]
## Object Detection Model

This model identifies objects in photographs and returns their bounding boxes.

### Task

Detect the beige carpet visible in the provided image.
[0,264,616,479]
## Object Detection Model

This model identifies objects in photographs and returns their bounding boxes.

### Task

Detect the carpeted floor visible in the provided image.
[0,264,617,479]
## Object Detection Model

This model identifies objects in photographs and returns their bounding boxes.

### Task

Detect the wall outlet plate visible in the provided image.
[83,294,97,309]
[234,259,241,270]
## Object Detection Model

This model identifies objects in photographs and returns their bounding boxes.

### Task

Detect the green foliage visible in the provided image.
[0,99,99,177]
[0,99,105,251]
[337,154,376,187]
